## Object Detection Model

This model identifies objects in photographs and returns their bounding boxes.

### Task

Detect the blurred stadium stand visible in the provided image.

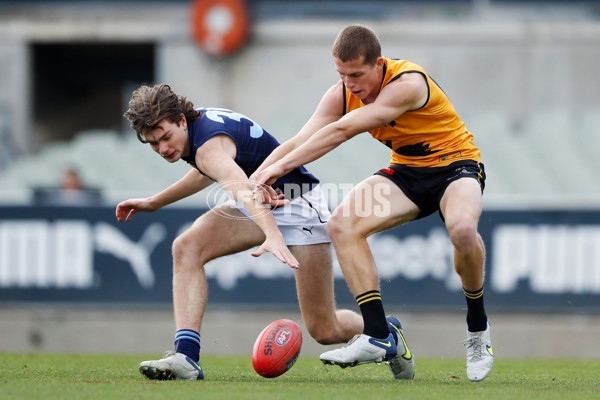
[2,109,599,207]
[0,0,598,209]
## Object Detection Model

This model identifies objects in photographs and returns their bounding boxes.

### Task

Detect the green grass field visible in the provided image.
[0,353,598,400]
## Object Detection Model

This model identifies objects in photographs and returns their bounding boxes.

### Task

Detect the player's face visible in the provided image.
[334,55,384,103]
[145,115,190,163]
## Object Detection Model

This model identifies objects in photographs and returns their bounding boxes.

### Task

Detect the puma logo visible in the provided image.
[94,222,166,288]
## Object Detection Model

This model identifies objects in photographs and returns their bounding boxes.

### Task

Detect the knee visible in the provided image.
[305,322,336,345]
[447,220,479,251]
[172,232,208,273]
[326,213,354,245]
[172,233,188,263]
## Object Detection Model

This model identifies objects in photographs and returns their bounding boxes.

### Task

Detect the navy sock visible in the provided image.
[174,329,200,362]
[464,287,488,332]
[356,290,389,339]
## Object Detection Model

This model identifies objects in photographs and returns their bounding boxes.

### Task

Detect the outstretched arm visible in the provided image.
[252,84,344,179]
[116,169,214,222]
[253,73,428,186]
[197,134,300,269]
[250,83,344,189]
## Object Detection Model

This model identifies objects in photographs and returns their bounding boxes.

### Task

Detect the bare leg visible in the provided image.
[440,178,485,291]
[291,243,362,344]
[327,175,420,297]
[441,178,493,381]
[171,206,264,332]
[306,177,419,376]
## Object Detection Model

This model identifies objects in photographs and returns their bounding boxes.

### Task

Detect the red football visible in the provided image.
[252,319,302,378]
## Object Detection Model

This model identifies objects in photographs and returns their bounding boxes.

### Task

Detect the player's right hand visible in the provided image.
[251,164,285,189]
[115,198,156,222]
[252,184,289,207]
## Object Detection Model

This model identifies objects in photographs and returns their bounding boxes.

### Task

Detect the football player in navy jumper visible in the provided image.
[116,84,366,380]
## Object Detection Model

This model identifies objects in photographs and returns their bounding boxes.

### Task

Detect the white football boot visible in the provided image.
[139,351,204,380]
[320,333,397,368]
[463,322,494,382]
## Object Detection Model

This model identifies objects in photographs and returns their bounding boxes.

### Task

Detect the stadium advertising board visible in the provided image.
[0,206,598,311]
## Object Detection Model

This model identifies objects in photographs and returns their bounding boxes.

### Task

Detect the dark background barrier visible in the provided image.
[0,206,598,312]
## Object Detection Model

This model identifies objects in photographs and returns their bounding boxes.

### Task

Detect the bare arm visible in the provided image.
[197,135,299,268]
[116,169,214,222]
[252,83,344,179]
[253,73,428,185]
[249,84,344,205]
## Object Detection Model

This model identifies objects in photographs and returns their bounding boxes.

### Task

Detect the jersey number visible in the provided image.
[204,108,264,138]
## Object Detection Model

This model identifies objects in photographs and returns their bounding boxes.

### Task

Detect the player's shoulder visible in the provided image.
[323,80,344,98]
[321,81,345,110]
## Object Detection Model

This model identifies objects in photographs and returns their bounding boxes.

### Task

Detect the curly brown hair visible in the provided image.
[332,25,381,66]
[124,84,200,143]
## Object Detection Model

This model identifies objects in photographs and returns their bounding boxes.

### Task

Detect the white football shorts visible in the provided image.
[224,185,331,246]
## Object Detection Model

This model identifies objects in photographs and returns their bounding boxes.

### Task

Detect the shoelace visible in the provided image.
[162,350,176,359]
[343,334,361,348]
[462,336,484,362]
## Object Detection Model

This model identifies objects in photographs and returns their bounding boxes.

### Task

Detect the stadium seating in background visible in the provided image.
[576,111,600,172]
[0,130,190,204]
[0,110,599,206]
[520,110,600,195]
[465,109,600,200]
[465,111,556,196]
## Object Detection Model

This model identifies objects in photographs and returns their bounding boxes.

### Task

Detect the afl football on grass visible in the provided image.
[252,319,302,378]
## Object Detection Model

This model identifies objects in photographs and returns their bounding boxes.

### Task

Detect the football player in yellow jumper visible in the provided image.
[253,24,492,382]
